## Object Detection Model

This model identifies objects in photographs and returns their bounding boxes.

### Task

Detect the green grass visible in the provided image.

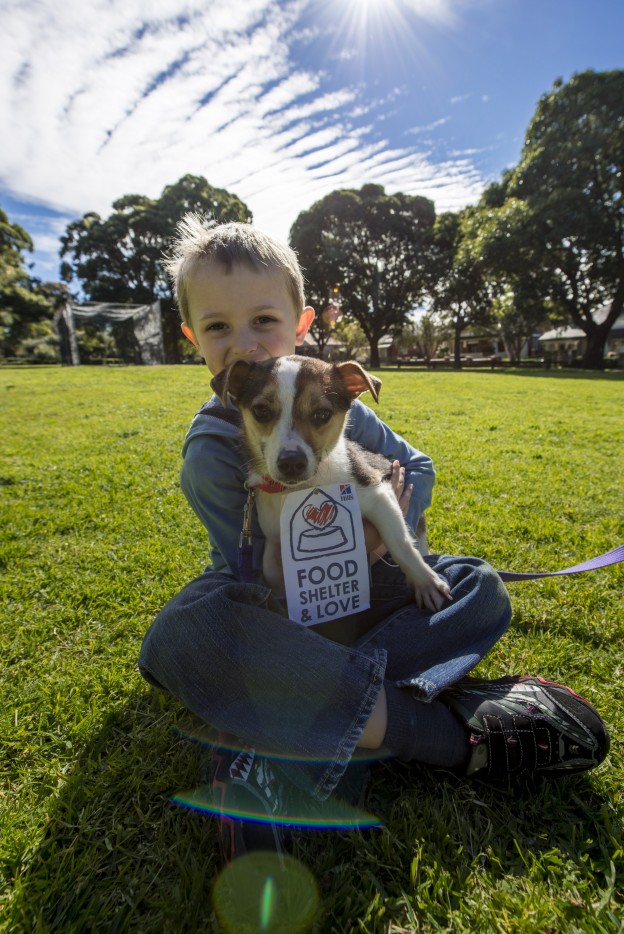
[1,365,623,932]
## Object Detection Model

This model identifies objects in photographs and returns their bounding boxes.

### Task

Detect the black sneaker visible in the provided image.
[207,737,377,864]
[210,735,288,864]
[443,675,610,782]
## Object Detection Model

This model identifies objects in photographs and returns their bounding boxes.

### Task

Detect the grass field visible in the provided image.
[1,364,623,932]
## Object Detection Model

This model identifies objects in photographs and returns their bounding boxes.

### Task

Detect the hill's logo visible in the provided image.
[339,483,354,501]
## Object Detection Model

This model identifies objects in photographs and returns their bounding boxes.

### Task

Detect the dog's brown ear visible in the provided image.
[210,360,252,406]
[335,361,382,403]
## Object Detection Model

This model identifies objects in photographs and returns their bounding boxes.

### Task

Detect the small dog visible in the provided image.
[211,356,451,612]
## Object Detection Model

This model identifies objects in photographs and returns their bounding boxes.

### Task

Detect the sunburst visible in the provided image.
[314,0,435,79]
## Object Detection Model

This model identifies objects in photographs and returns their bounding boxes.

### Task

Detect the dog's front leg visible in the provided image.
[262,539,285,595]
[359,485,451,612]
[255,493,286,596]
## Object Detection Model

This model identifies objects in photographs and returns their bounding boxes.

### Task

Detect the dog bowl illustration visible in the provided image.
[290,488,355,560]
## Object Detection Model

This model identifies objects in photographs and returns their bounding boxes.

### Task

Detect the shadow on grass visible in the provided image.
[510,613,622,651]
[380,366,624,381]
[492,368,624,381]
[5,689,222,932]
[6,688,617,932]
[302,759,617,930]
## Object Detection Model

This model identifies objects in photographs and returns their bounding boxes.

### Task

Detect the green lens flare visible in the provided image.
[213,852,318,934]
[260,875,275,929]
[171,784,381,829]
[174,725,392,766]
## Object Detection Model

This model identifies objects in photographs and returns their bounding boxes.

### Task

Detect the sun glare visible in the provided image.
[350,0,400,17]
[323,0,425,71]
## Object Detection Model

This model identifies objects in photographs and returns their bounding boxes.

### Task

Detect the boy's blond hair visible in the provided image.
[164,214,306,326]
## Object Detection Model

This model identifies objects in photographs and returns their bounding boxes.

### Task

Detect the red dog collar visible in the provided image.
[250,477,287,494]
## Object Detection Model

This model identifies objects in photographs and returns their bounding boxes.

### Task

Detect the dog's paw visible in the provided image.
[413,573,452,612]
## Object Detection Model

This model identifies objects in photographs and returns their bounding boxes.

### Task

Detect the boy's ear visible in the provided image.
[295,306,315,345]
[181,323,199,348]
[335,361,382,403]
[210,360,252,406]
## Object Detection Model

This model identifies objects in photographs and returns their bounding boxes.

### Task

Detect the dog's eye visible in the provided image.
[251,403,272,423]
[311,408,332,426]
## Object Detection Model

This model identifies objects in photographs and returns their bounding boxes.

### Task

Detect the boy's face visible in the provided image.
[182,260,315,377]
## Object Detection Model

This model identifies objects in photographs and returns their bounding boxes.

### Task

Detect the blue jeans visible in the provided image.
[139,556,511,801]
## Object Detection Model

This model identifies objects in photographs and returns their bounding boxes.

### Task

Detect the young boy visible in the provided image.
[139,216,609,863]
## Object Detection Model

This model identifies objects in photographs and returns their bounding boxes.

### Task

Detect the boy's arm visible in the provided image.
[179,400,434,573]
[346,399,436,535]
[180,431,264,578]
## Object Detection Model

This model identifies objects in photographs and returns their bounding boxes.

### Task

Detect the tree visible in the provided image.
[478,70,624,368]
[290,184,436,367]
[335,318,368,360]
[461,192,549,363]
[488,290,540,363]
[300,282,342,358]
[429,210,493,368]
[0,207,60,358]
[60,175,252,362]
[406,312,449,363]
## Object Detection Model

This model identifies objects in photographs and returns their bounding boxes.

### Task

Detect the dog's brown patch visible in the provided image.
[211,356,383,480]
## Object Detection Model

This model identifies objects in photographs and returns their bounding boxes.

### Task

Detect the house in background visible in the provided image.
[454,331,507,360]
[538,303,624,364]
[298,331,346,361]
[442,302,622,364]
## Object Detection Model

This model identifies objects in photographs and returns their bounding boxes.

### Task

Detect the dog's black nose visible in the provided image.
[277,449,308,479]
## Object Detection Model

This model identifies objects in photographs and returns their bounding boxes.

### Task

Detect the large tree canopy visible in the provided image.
[290,184,436,367]
[460,185,549,363]
[475,69,624,368]
[429,210,493,368]
[0,207,58,358]
[60,175,252,362]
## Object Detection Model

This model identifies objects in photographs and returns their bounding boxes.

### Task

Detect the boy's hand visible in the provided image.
[389,459,413,519]
[367,460,413,562]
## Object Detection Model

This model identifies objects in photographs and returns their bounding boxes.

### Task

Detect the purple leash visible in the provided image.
[238,488,255,584]
[237,486,623,585]
[497,544,624,582]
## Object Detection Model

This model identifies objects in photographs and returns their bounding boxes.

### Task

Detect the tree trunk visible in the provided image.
[573,295,622,369]
[453,324,462,369]
[369,338,380,368]
[161,299,182,364]
[502,333,521,364]
[581,329,607,369]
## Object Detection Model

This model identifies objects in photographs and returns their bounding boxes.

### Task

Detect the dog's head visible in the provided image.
[211,356,381,485]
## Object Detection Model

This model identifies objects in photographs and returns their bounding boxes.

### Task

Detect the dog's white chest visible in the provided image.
[255,492,283,543]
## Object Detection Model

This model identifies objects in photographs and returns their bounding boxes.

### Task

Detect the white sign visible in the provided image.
[280,483,370,626]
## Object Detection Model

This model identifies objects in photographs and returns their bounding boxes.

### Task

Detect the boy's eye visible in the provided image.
[311,408,332,426]
[255,315,277,326]
[251,403,272,423]
[205,322,226,332]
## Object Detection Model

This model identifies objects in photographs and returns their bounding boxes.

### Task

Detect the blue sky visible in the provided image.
[1,0,622,282]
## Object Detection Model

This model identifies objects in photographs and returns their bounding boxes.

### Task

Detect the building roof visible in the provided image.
[539,303,624,343]
[302,332,345,347]
[538,326,585,342]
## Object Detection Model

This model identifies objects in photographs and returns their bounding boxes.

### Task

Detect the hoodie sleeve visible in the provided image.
[180,413,265,579]
[345,399,436,535]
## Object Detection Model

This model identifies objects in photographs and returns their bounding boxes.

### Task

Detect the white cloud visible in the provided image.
[407,117,451,135]
[0,0,488,271]
[402,0,459,25]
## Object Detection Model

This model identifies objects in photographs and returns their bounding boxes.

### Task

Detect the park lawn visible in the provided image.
[0,364,622,933]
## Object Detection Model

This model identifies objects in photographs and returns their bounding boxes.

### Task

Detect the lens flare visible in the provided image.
[213,852,318,934]
[172,783,381,830]
[260,875,275,929]
[175,724,392,767]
